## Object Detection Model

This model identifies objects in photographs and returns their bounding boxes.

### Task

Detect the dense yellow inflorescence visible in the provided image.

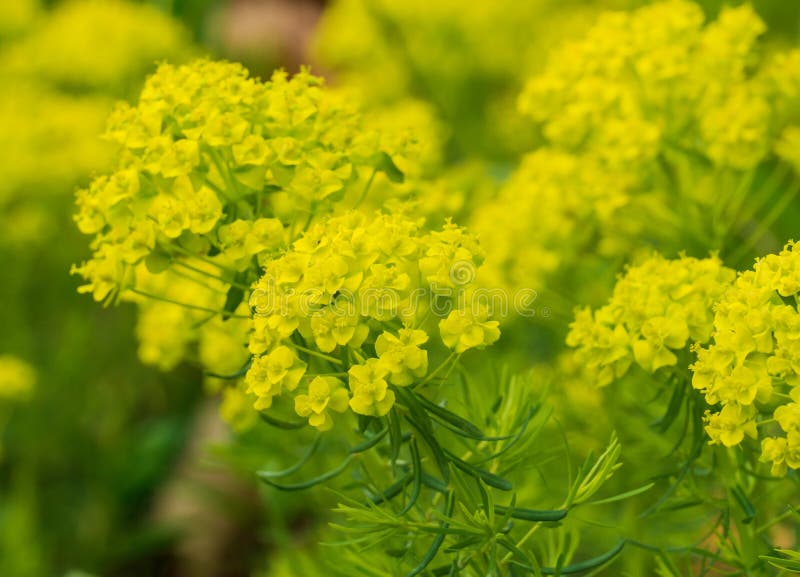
[518,0,795,171]
[472,150,632,296]
[246,210,498,427]
[73,59,424,305]
[567,254,735,386]
[477,0,800,303]
[2,0,192,95]
[692,242,800,475]
[73,59,499,431]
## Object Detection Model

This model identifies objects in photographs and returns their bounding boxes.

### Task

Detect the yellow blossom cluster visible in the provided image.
[567,254,735,386]
[0,0,195,247]
[130,265,250,376]
[0,85,111,246]
[472,150,633,296]
[72,58,494,431]
[1,0,192,95]
[692,242,800,475]
[245,210,498,428]
[72,59,423,306]
[479,0,800,304]
[519,0,795,172]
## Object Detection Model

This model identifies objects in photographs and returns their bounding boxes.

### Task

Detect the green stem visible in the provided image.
[288,343,344,366]
[130,288,250,319]
[353,167,378,209]
[416,352,457,388]
[727,172,797,265]
[166,241,237,275]
[174,258,250,290]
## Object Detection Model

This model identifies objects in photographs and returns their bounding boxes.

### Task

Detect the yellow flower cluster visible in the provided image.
[480,0,800,303]
[692,242,800,475]
[72,58,494,433]
[131,265,250,375]
[0,85,111,245]
[0,0,196,247]
[0,355,36,402]
[472,150,632,296]
[519,0,789,171]
[2,0,192,95]
[73,59,421,305]
[246,210,497,428]
[567,254,734,386]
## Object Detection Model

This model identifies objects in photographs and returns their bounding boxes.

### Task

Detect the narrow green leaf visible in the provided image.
[413,393,485,438]
[732,484,756,524]
[405,491,456,577]
[257,434,321,479]
[512,541,626,575]
[498,536,542,577]
[406,414,450,482]
[762,550,800,572]
[399,437,423,515]
[349,426,389,454]
[652,377,685,433]
[477,479,493,525]
[475,407,539,464]
[259,455,354,491]
[444,449,512,491]
[259,411,306,430]
[542,540,625,575]
[222,285,245,321]
[389,409,403,464]
[421,473,449,493]
[445,535,484,552]
[494,505,567,523]
[370,472,413,505]
[378,151,404,183]
[586,482,655,507]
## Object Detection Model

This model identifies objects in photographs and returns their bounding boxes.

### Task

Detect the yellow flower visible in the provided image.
[439,304,500,354]
[632,315,690,372]
[693,242,800,473]
[309,309,368,353]
[348,359,394,417]
[294,376,350,431]
[245,346,306,410]
[705,404,756,447]
[775,403,800,435]
[218,220,252,262]
[375,329,429,386]
[245,218,284,255]
[760,437,789,476]
[569,253,734,385]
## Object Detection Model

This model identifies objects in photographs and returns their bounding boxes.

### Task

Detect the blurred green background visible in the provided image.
[0,1,798,576]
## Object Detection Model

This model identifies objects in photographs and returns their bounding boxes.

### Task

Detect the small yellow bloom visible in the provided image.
[348,359,394,417]
[245,346,306,410]
[294,376,350,431]
[439,305,500,354]
[375,329,429,386]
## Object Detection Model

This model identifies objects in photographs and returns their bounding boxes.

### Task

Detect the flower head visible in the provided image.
[294,376,350,431]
